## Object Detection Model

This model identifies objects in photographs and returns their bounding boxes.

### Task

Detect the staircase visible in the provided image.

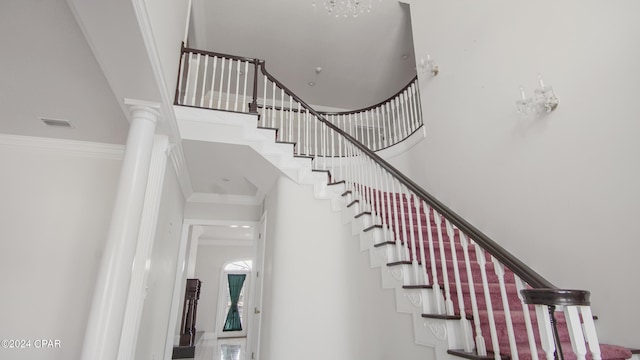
[173,46,638,360]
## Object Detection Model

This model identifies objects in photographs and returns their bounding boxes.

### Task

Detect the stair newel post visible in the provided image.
[434,212,454,315]
[250,59,259,113]
[413,196,429,286]
[424,202,444,314]
[405,188,419,285]
[474,241,502,360]
[492,258,519,360]
[515,277,540,360]
[446,221,474,352]
[460,233,487,356]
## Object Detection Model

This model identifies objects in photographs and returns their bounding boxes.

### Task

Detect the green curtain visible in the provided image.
[223,274,246,332]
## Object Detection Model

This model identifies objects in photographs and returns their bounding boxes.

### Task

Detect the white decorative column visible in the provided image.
[81,103,160,360]
[117,134,170,359]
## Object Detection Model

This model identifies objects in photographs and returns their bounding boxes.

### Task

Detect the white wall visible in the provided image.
[193,245,254,335]
[0,137,122,360]
[135,162,186,359]
[396,0,640,347]
[260,176,433,360]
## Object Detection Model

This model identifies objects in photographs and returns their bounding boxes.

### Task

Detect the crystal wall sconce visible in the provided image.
[419,54,439,77]
[516,74,559,116]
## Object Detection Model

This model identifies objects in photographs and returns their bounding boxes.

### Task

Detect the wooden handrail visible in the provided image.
[319,75,419,116]
[258,61,556,289]
[177,44,557,290]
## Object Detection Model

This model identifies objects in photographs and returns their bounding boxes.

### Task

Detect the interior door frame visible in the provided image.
[215,264,252,338]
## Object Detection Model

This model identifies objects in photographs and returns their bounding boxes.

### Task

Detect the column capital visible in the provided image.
[124,98,161,124]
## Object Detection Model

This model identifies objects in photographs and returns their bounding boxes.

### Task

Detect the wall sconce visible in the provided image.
[516,74,559,116]
[419,54,439,77]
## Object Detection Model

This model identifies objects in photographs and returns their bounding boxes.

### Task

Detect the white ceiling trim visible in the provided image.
[0,134,124,160]
[198,238,252,247]
[168,142,194,199]
[187,192,262,206]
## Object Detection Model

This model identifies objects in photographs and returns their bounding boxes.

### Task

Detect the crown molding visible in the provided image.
[0,134,124,160]
[167,142,194,199]
[187,192,262,206]
[198,238,253,247]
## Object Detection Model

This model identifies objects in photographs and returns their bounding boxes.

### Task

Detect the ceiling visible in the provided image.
[1,0,415,206]
[191,0,416,110]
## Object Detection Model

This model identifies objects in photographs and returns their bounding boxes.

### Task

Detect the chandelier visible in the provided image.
[312,0,374,18]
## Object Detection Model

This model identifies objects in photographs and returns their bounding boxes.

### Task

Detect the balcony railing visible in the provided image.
[175,45,422,153]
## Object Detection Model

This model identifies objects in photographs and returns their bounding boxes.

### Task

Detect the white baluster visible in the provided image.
[199,55,209,107]
[208,56,218,108]
[407,86,416,133]
[177,52,187,105]
[233,59,240,111]
[493,258,519,360]
[405,190,419,284]
[515,277,539,360]
[414,197,429,285]
[296,102,301,156]
[434,213,454,315]
[564,306,588,360]
[424,203,444,314]
[261,74,267,123]
[225,58,233,110]
[270,82,276,129]
[461,233,487,356]
[475,243,501,360]
[242,61,249,112]
[288,95,293,142]
[535,304,557,360]
[390,100,398,144]
[217,57,225,109]
[365,110,371,149]
[397,182,410,263]
[314,111,318,156]
[580,306,602,360]
[190,53,201,106]
[403,89,411,136]
[446,221,473,352]
[376,108,383,150]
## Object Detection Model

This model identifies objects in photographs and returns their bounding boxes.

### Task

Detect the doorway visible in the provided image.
[216,259,252,338]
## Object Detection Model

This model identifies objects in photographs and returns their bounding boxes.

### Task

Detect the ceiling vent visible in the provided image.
[39,117,73,128]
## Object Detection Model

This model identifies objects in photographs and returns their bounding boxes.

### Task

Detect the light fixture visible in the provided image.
[312,0,379,18]
[516,74,559,116]
[418,54,439,77]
